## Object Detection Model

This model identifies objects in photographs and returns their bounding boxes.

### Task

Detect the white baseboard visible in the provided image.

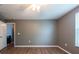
[14,45,58,47]
[57,46,72,54]
[14,45,71,54]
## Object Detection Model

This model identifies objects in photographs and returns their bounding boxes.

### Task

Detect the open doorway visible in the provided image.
[6,23,15,47]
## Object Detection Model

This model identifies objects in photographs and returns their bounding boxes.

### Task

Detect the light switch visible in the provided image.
[17,32,21,35]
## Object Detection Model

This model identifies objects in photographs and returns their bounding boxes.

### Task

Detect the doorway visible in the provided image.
[6,23,15,47]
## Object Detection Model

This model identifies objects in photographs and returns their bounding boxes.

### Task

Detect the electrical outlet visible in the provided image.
[29,40,31,43]
[65,43,67,47]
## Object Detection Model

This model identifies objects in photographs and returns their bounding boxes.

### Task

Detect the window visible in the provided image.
[75,12,79,47]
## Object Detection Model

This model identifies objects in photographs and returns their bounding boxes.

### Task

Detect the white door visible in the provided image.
[0,21,7,50]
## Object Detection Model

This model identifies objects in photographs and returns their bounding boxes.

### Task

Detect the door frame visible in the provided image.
[6,23,16,47]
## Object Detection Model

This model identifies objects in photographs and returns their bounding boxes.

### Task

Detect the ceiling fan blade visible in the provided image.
[18,4,31,11]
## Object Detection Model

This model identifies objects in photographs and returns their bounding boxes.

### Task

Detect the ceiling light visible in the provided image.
[20,4,47,12]
[31,4,41,12]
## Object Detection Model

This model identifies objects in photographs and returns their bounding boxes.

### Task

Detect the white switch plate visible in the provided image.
[17,32,20,35]
[29,40,31,43]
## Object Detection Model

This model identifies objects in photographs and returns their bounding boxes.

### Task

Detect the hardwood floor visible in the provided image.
[0,45,67,54]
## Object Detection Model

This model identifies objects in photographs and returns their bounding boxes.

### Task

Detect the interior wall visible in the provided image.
[7,24,13,37]
[57,6,79,54]
[13,20,57,45]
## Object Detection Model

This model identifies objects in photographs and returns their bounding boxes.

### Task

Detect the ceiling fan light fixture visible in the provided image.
[31,4,41,12]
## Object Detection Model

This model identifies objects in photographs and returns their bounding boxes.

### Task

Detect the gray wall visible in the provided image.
[14,20,57,45]
[57,6,79,54]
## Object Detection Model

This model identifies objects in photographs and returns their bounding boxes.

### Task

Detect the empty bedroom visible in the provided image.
[0,4,79,54]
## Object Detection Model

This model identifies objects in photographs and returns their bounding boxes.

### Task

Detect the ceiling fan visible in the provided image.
[18,4,42,12]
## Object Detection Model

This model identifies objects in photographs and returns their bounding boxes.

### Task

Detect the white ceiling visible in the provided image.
[0,4,78,20]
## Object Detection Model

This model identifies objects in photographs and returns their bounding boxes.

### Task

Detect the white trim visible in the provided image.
[14,45,58,47]
[57,46,72,54]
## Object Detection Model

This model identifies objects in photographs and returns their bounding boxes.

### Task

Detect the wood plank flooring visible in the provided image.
[0,45,67,54]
